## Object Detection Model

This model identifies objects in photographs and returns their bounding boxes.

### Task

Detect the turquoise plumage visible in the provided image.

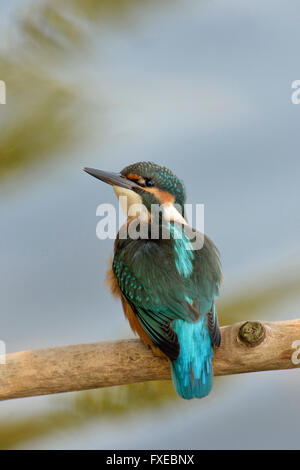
[171,316,213,399]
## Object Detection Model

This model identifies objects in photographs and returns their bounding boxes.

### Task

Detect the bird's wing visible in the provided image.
[207,304,221,347]
[191,233,222,347]
[113,237,199,360]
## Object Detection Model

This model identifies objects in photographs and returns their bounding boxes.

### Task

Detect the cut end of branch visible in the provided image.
[238,321,266,346]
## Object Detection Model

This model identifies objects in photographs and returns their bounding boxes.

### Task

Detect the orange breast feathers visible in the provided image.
[106,263,169,360]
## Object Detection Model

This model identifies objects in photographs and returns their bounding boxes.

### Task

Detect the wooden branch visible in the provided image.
[0,319,300,401]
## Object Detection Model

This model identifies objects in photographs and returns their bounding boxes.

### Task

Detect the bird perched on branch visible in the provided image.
[84,162,222,399]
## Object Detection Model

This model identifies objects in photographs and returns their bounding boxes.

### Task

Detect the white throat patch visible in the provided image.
[113,186,145,218]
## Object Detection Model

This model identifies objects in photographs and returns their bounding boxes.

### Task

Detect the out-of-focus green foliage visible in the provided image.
[0,382,176,449]
[0,0,163,182]
[16,0,150,58]
[218,278,300,325]
[0,59,78,178]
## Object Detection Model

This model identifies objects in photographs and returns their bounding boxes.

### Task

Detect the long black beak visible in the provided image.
[83,167,138,190]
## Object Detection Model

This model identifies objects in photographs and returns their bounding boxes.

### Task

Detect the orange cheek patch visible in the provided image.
[126,173,142,181]
[144,187,175,205]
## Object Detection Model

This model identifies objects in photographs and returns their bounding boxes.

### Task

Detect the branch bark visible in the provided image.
[0,319,300,401]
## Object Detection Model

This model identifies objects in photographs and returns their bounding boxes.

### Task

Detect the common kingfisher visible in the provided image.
[84,162,222,399]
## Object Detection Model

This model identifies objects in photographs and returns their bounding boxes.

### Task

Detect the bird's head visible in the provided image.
[83,161,186,223]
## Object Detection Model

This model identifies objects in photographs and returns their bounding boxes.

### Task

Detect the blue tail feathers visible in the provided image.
[171,316,213,399]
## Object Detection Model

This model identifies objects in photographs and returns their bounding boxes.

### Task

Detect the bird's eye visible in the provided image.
[136,176,155,187]
[145,178,155,187]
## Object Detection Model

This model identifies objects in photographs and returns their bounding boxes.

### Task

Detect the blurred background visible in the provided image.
[0,0,299,449]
